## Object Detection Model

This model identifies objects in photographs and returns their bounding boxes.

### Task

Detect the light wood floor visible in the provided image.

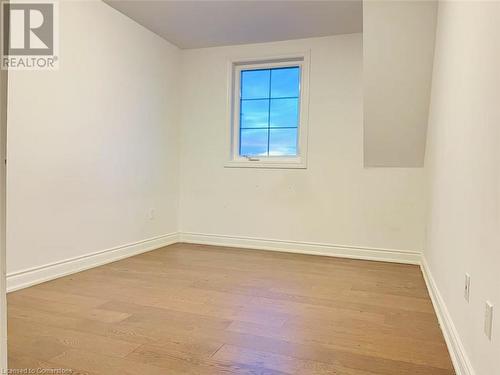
[8,243,455,375]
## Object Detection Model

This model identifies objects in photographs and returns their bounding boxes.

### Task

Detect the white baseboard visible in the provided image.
[420,256,475,375]
[179,232,421,264]
[6,231,419,293]
[6,232,179,293]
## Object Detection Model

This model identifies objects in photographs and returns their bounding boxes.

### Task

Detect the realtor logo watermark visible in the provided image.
[1,0,59,70]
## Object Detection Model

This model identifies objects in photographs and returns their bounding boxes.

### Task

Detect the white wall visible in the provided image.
[179,34,427,254]
[425,2,500,374]
[363,0,437,167]
[0,55,7,370]
[6,1,181,275]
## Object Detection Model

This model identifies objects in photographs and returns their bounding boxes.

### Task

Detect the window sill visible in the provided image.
[224,158,307,169]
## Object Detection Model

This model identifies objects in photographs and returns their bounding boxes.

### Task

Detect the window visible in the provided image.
[239,66,300,157]
[226,54,310,168]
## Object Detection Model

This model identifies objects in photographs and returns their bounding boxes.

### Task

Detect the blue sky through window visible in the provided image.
[239,66,300,156]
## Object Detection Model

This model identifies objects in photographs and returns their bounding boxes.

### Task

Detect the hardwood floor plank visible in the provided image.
[49,349,173,375]
[225,320,452,369]
[204,332,453,375]
[211,344,375,375]
[9,318,141,358]
[8,353,95,375]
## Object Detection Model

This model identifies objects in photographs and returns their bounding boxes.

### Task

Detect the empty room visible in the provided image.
[0,0,498,374]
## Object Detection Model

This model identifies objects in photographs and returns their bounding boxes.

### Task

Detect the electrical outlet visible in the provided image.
[485,301,493,340]
[148,208,155,220]
[464,273,471,302]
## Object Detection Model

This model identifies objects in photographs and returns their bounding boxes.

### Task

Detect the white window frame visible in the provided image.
[225,52,310,169]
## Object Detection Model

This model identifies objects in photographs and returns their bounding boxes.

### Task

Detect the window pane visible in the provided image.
[270,67,300,98]
[269,128,297,156]
[241,69,270,99]
[240,129,268,156]
[270,98,299,128]
[240,99,269,128]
